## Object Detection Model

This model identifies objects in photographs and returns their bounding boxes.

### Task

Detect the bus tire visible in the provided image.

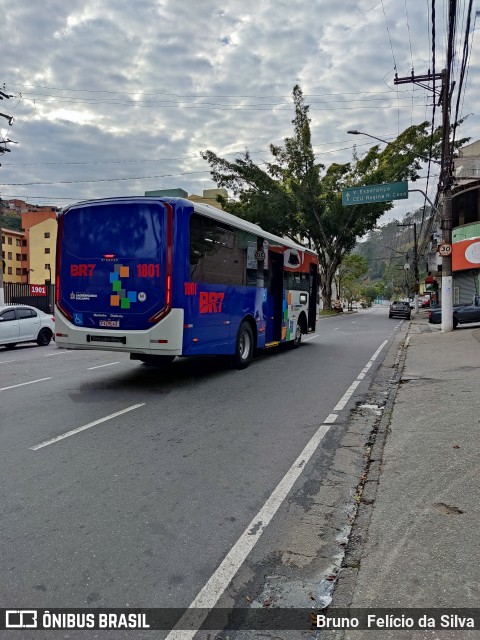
[292,323,302,348]
[292,313,307,348]
[232,321,254,369]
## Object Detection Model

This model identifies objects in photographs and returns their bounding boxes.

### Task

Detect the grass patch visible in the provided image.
[319,310,341,317]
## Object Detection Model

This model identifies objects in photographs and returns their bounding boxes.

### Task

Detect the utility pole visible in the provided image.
[0,86,17,305]
[438,65,454,332]
[395,65,454,331]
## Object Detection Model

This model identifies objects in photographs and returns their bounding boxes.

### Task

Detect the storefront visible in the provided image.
[452,237,480,304]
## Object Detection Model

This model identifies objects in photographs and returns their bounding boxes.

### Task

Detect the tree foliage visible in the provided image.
[202,85,469,308]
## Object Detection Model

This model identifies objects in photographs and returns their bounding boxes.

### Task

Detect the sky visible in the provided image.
[1,0,480,226]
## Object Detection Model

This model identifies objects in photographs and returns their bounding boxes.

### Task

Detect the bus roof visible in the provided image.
[59,196,317,257]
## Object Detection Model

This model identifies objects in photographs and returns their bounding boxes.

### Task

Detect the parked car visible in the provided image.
[428,294,480,329]
[389,301,411,320]
[0,304,55,349]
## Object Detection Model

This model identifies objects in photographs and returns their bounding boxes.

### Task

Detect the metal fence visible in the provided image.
[3,282,55,314]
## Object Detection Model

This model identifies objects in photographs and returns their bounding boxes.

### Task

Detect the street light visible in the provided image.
[347,130,440,165]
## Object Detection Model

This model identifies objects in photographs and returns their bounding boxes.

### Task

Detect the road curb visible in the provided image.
[322,320,411,629]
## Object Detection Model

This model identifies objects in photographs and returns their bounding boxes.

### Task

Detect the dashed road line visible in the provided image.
[87,362,120,370]
[0,377,52,392]
[30,403,146,450]
[44,351,73,357]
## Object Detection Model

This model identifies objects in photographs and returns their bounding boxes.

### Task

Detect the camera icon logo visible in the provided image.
[5,610,38,629]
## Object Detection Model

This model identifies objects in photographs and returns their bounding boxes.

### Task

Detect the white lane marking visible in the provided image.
[351,321,357,324]
[370,340,388,361]
[87,362,120,370]
[0,360,15,364]
[334,380,360,411]
[332,340,389,412]
[0,377,52,392]
[334,327,339,331]
[166,423,331,640]
[303,334,318,342]
[30,403,146,450]
[44,351,73,357]
[324,413,338,424]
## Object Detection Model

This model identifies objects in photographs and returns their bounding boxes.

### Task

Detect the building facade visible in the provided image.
[21,212,57,285]
[1,228,28,283]
[425,141,480,304]
[451,141,480,303]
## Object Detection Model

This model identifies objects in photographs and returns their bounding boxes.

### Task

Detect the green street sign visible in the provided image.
[342,181,408,206]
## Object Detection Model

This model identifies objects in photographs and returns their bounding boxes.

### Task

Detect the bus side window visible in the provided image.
[189,213,259,287]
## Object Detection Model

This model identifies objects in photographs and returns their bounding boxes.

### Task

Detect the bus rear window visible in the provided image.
[63,202,164,258]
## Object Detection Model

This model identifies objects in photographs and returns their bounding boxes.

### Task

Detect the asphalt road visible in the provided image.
[0,305,404,637]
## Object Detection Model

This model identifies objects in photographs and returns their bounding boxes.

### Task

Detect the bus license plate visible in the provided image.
[88,335,126,344]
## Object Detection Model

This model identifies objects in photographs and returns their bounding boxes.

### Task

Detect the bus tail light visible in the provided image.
[166,275,172,305]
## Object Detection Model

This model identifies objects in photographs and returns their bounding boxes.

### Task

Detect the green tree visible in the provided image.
[202,86,468,309]
[335,254,368,308]
[360,283,383,305]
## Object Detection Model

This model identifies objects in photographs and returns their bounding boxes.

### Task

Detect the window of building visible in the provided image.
[45,263,51,270]
[16,268,21,276]
[7,252,12,260]
[45,247,51,254]
[7,267,12,275]
[1,235,4,244]
[44,232,50,238]
[8,237,12,245]
[16,253,21,261]
[22,254,27,261]
[22,239,27,246]
[16,238,21,246]
[22,268,28,275]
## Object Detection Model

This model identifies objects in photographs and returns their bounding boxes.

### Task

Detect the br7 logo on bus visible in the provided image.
[70,264,96,277]
[199,291,225,314]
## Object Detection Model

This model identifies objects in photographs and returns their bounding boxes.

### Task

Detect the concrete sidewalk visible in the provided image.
[329,311,480,639]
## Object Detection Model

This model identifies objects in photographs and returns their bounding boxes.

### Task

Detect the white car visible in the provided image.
[0,304,55,349]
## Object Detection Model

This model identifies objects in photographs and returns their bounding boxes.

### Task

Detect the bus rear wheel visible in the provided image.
[232,321,253,369]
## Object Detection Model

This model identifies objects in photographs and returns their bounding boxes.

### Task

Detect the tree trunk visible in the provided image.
[321,263,338,311]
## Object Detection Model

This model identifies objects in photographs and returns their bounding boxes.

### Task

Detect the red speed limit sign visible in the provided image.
[438,243,452,257]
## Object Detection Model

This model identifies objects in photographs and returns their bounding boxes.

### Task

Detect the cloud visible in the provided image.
[1,0,478,228]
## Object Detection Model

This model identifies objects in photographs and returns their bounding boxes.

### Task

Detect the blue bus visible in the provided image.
[55,197,319,368]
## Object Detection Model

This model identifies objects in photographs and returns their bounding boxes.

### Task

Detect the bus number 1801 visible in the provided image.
[136,263,161,278]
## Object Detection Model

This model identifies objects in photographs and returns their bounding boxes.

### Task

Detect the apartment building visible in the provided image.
[1,228,28,283]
